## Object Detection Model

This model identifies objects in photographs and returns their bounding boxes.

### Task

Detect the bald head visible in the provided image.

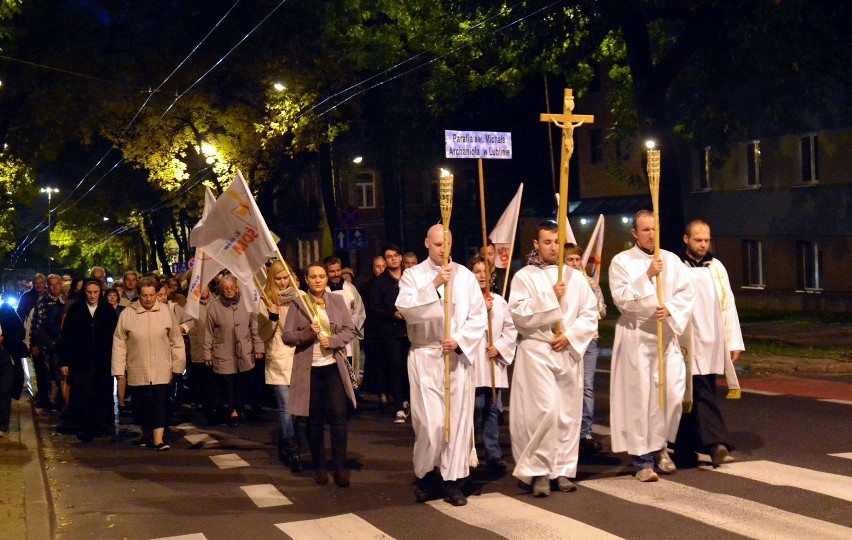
[425,224,452,265]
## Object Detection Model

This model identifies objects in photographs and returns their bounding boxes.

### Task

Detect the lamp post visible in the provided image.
[40,187,59,271]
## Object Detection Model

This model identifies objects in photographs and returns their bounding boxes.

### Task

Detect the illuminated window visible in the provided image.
[796,240,823,292]
[800,134,819,184]
[742,240,764,288]
[746,141,761,187]
[354,171,376,209]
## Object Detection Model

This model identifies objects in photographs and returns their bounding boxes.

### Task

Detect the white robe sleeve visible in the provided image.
[609,257,659,316]
[662,255,695,336]
[348,283,367,339]
[451,270,487,367]
[492,296,517,366]
[716,261,744,351]
[395,268,443,323]
[507,271,562,332]
[560,270,600,359]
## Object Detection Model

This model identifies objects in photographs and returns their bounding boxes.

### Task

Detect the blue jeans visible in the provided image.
[474,387,503,461]
[271,384,294,441]
[581,339,599,438]
[632,452,655,471]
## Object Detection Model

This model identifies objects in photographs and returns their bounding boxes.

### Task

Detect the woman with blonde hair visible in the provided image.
[259,260,302,471]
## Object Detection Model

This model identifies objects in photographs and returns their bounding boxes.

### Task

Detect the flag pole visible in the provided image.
[439,169,454,444]
[646,141,666,412]
[477,158,497,403]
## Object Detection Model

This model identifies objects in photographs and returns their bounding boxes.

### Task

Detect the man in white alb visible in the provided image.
[609,210,695,482]
[396,224,486,507]
[508,221,598,496]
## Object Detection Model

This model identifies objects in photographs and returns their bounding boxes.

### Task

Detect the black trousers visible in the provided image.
[675,374,731,459]
[308,364,348,470]
[67,369,114,436]
[131,384,169,439]
[384,336,410,408]
[215,369,253,411]
[0,358,13,432]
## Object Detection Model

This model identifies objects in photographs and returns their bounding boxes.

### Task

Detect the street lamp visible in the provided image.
[40,187,59,271]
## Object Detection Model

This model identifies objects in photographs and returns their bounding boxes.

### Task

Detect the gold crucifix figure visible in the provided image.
[540,88,594,333]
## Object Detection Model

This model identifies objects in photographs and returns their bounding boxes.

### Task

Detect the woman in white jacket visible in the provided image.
[258,261,301,472]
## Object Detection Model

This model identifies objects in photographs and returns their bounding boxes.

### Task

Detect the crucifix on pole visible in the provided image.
[539,88,594,333]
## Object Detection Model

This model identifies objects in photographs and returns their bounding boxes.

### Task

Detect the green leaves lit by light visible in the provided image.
[0,155,36,257]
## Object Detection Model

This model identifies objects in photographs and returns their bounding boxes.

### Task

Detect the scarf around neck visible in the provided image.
[525,249,550,269]
[220,292,241,308]
[277,287,298,306]
[682,249,714,267]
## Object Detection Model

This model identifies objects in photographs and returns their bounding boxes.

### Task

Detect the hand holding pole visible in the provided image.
[646,141,666,412]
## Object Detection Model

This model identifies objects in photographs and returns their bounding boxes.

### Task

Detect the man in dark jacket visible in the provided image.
[30,274,65,409]
[58,279,118,442]
[368,244,411,423]
[1,302,28,438]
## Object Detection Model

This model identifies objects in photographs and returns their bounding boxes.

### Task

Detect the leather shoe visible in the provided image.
[635,468,659,482]
[228,414,240,428]
[333,468,350,487]
[314,470,329,485]
[656,449,677,474]
[711,444,732,467]
[443,481,467,506]
[486,458,508,471]
[289,454,303,473]
[532,476,550,497]
[555,476,577,492]
[579,434,603,454]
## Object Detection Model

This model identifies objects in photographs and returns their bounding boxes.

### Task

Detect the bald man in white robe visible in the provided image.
[396,224,486,507]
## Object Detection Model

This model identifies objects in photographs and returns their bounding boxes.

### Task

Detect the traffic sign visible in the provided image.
[334,228,368,250]
[338,205,361,228]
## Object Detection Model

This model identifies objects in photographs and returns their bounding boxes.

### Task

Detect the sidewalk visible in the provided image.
[0,397,53,540]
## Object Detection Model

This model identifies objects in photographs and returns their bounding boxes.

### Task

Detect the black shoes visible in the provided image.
[486,458,509,471]
[333,468,350,487]
[579,434,603,455]
[443,480,467,506]
[314,470,329,485]
[413,470,443,503]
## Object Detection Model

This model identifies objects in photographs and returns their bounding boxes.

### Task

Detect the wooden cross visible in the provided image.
[539,88,594,282]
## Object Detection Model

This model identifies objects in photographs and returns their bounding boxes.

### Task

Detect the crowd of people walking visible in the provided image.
[0,211,742,510]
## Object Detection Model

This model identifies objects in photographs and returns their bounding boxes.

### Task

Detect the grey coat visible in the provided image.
[203,296,264,374]
[282,293,357,417]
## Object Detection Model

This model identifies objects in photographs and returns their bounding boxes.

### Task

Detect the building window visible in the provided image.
[746,140,761,187]
[354,171,376,209]
[800,133,819,184]
[796,240,823,292]
[589,129,604,164]
[696,146,712,191]
[742,240,764,288]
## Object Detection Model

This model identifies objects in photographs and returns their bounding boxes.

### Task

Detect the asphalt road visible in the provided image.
[36,367,852,540]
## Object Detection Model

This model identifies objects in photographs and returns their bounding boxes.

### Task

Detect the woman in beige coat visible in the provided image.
[283,262,357,487]
[112,278,186,450]
[203,275,264,427]
[258,260,301,471]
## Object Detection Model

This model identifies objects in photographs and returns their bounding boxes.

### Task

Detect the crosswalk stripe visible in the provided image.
[151,534,207,540]
[427,492,622,539]
[209,453,249,469]
[582,476,851,540]
[741,388,783,396]
[185,433,219,448]
[241,484,292,508]
[828,452,852,460]
[818,399,852,406]
[275,513,394,539]
[712,460,852,502]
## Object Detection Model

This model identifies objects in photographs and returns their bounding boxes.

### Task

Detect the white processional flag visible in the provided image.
[189,171,277,313]
[185,188,223,318]
[488,184,523,269]
[554,193,577,245]
[582,214,605,283]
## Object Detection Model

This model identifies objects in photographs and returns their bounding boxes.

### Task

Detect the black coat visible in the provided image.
[367,271,408,338]
[58,299,118,381]
[0,302,28,399]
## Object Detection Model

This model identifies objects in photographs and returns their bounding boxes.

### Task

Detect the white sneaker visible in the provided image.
[394,410,406,424]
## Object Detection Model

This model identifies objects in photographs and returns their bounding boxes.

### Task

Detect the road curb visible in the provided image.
[19,400,55,540]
